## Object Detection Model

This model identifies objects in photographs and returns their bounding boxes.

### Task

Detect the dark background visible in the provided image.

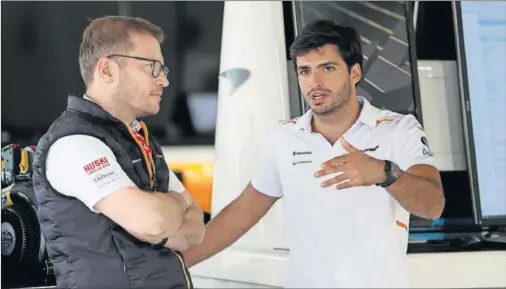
[1,1,224,146]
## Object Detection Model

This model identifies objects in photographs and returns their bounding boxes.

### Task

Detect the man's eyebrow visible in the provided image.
[297,61,339,70]
[317,61,338,68]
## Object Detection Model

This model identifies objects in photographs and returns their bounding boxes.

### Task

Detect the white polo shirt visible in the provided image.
[251,97,435,288]
[45,97,185,213]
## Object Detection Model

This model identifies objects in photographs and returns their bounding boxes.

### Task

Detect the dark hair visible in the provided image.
[289,20,363,73]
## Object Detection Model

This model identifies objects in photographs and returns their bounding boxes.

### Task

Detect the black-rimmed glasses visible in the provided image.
[107,54,169,78]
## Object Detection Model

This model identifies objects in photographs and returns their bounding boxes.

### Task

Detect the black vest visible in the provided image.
[32,96,193,289]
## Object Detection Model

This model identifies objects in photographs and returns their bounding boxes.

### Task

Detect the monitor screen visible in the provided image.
[291,1,421,117]
[455,2,506,225]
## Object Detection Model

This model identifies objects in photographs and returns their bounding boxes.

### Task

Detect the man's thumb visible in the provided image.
[339,137,358,152]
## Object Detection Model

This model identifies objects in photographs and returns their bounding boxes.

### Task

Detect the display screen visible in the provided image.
[459,2,506,224]
[292,1,420,117]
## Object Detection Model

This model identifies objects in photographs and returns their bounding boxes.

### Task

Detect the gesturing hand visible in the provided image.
[314,138,386,189]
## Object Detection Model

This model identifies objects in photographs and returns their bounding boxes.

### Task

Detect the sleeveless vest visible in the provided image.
[32,95,193,289]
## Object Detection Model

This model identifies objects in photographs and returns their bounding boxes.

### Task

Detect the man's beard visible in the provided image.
[309,80,352,117]
[112,76,139,118]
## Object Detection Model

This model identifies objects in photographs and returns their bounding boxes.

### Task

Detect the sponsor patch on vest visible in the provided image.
[83,157,119,188]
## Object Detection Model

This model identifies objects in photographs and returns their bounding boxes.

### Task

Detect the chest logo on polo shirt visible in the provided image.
[292,160,312,166]
[293,150,312,156]
[360,145,379,153]
[292,150,313,166]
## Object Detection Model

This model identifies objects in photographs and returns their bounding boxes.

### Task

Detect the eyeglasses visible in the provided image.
[107,54,169,78]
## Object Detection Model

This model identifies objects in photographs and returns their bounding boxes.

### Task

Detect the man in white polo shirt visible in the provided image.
[183,20,445,287]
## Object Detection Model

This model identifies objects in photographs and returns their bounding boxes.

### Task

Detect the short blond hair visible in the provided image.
[78,15,164,87]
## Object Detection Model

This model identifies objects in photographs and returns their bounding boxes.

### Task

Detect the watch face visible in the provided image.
[391,163,401,178]
[377,161,400,188]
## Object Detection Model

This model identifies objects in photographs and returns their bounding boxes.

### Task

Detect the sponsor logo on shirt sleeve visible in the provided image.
[421,136,434,157]
[83,156,120,188]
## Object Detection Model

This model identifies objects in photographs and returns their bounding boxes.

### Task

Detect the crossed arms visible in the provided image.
[95,187,205,251]
[45,135,205,251]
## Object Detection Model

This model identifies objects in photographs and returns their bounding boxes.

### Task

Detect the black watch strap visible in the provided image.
[376,160,401,188]
[150,237,168,250]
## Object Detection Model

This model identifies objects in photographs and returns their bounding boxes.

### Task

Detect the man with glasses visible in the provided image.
[32,16,204,289]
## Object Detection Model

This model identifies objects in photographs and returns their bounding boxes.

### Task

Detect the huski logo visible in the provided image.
[219,68,250,97]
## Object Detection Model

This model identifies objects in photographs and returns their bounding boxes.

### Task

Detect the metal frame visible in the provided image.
[291,1,309,115]
[451,0,506,227]
[404,1,424,126]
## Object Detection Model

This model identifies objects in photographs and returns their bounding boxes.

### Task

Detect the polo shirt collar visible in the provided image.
[292,96,379,133]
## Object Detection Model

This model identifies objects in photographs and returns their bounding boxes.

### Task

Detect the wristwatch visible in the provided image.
[376,160,401,188]
[150,237,168,250]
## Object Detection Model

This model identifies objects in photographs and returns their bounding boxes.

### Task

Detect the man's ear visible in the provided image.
[350,63,362,85]
[96,57,115,84]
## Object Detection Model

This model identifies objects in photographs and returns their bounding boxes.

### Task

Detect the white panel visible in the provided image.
[211,1,289,252]
[417,60,467,171]
[191,249,506,288]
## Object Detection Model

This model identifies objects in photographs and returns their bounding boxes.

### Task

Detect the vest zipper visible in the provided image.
[151,157,157,191]
[120,258,132,288]
[110,230,132,289]
[172,249,190,289]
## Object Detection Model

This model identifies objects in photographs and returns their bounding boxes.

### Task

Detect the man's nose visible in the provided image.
[157,73,169,88]
[309,72,323,88]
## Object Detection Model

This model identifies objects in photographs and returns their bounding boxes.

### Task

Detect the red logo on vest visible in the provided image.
[83,156,110,174]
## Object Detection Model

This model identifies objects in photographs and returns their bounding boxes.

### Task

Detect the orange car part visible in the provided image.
[167,162,213,214]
